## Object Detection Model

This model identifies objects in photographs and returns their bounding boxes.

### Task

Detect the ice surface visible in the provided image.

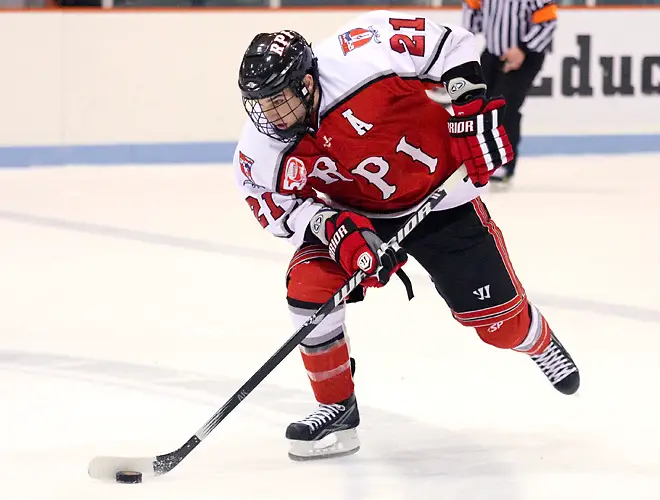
[0,154,659,499]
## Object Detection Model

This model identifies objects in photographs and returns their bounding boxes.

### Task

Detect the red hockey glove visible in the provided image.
[448,97,514,187]
[321,211,408,288]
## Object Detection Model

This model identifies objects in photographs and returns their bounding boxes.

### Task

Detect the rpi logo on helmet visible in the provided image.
[283,157,307,191]
[269,30,297,57]
[338,26,381,56]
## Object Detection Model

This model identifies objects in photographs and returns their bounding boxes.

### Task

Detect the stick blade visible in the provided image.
[87,455,156,481]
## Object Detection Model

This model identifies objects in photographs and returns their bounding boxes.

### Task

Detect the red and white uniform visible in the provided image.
[233,10,485,247]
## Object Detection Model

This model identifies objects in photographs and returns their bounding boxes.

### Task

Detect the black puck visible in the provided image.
[116,470,142,484]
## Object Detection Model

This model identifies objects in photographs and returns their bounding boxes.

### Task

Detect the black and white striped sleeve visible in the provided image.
[462,3,483,35]
[520,0,557,53]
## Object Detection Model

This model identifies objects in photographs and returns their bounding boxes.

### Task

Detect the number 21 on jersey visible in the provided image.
[246,192,285,228]
[389,17,426,57]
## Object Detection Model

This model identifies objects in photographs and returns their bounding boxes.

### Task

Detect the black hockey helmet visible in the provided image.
[238,30,319,142]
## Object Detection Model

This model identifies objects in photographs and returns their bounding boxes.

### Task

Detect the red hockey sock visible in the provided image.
[300,337,353,404]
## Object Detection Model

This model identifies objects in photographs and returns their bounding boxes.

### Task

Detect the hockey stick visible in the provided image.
[88,165,469,481]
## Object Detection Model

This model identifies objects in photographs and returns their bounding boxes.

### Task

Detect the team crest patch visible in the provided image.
[238,151,257,186]
[283,157,307,191]
[338,26,380,56]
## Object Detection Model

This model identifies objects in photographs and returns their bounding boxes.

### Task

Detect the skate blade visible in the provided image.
[288,446,360,462]
[288,428,360,462]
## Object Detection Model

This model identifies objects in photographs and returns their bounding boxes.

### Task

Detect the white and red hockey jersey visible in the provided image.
[233,10,486,248]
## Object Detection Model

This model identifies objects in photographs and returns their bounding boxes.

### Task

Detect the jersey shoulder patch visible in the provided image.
[315,10,391,59]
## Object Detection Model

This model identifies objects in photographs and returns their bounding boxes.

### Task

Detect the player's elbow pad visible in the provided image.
[304,209,338,245]
[441,61,488,105]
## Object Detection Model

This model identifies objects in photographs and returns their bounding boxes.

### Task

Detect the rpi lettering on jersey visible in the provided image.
[352,157,396,199]
[310,137,437,200]
[269,30,296,56]
[396,136,437,173]
[310,157,353,185]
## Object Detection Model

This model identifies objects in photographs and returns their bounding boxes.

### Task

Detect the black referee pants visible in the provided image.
[480,50,545,176]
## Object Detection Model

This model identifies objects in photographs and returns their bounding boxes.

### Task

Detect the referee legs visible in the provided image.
[481,50,545,182]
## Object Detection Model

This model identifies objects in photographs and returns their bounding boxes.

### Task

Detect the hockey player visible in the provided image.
[234,10,580,461]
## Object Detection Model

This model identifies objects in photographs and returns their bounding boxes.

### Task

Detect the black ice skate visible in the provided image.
[285,393,360,461]
[531,333,580,395]
[489,165,513,190]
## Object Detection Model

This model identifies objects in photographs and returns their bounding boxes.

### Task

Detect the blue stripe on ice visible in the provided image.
[0,135,658,168]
